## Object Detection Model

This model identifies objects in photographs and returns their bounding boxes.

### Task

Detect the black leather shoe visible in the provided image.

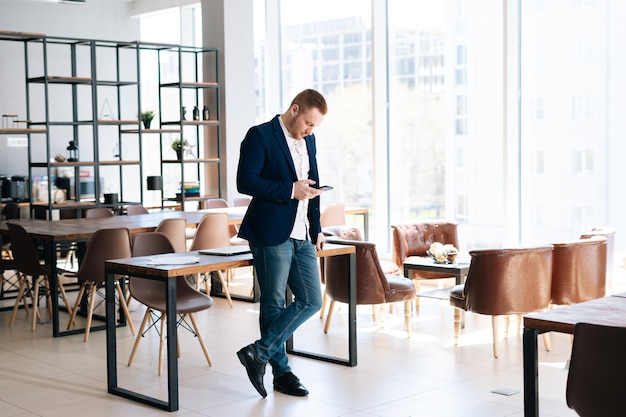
[237,345,267,398]
[273,372,309,396]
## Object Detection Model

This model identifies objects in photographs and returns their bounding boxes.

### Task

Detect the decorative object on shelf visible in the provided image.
[181,106,187,120]
[202,105,210,120]
[99,98,114,120]
[427,242,458,264]
[66,140,78,162]
[171,138,189,160]
[146,175,163,191]
[1,114,18,128]
[192,105,199,120]
[104,193,119,205]
[54,154,66,162]
[140,110,155,129]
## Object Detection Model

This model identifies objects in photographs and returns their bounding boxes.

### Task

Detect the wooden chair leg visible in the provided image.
[414,279,421,312]
[31,276,40,332]
[115,281,136,335]
[404,300,411,338]
[67,282,87,330]
[323,300,336,333]
[84,283,97,342]
[189,313,212,366]
[215,270,233,308]
[319,289,328,319]
[504,315,510,338]
[9,274,28,326]
[453,307,462,345]
[371,304,377,321]
[492,315,500,358]
[542,332,551,352]
[128,309,151,367]
[158,312,166,376]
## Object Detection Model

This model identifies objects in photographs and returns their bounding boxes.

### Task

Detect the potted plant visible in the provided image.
[171,138,188,160]
[140,110,155,129]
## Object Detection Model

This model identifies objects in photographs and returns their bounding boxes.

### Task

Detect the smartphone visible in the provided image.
[315,185,333,191]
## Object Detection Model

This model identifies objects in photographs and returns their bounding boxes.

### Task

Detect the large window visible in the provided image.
[520,0,625,248]
[278,1,373,213]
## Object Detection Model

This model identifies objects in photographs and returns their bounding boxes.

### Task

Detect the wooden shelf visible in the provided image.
[0,128,47,133]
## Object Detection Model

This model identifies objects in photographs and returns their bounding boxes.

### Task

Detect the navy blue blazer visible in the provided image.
[236,115,322,246]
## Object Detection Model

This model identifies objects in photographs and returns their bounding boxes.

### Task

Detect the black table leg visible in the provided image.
[523,327,540,417]
[106,269,179,411]
[286,251,357,366]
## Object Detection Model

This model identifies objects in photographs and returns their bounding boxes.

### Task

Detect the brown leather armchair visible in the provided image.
[449,245,553,358]
[323,239,416,337]
[551,236,607,306]
[391,221,459,310]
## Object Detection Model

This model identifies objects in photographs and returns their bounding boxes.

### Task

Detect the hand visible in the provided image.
[293,179,323,200]
[315,232,326,251]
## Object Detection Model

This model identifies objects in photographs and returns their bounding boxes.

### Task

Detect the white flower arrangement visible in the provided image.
[428,242,459,264]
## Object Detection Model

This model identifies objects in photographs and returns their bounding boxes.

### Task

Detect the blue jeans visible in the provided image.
[250,238,322,376]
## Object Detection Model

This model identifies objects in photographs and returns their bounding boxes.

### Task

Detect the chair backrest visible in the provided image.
[7,222,47,276]
[320,204,346,228]
[323,225,363,241]
[390,222,458,266]
[201,198,229,209]
[132,232,175,257]
[2,202,20,220]
[85,207,114,218]
[566,322,626,417]
[463,245,553,315]
[234,196,252,207]
[77,228,131,283]
[189,213,230,251]
[324,239,390,305]
[129,231,211,312]
[155,218,187,253]
[130,231,174,308]
[126,205,149,215]
[551,236,607,305]
[580,226,615,283]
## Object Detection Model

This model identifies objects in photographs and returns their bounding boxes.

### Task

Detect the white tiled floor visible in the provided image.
[1,266,624,417]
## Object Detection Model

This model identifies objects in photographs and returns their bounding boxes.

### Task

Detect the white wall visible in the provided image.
[0,0,139,176]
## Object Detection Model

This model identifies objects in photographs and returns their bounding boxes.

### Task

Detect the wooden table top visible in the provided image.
[524,295,626,334]
[0,208,246,241]
[105,243,355,279]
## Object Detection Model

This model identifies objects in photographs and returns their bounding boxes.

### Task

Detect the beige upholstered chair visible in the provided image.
[128,232,214,375]
[391,221,458,310]
[234,196,252,207]
[449,246,553,358]
[320,204,346,228]
[323,239,415,337]
[155,218,188,253]
[188,213,233,307]
[85,207,114,218]
[126,205,149,215]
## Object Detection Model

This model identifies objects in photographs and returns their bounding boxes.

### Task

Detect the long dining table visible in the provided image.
[0,208,246,337]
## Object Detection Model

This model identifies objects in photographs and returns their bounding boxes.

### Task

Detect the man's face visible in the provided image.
[287,105,324,139]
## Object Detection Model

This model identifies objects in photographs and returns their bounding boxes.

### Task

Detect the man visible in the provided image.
[236,89,328,398]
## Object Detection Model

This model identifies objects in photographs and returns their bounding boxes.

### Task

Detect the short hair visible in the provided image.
[290,89,328,115]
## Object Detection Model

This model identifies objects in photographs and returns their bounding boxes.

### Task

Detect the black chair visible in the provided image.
[7,223,72,332]
[566,322,626,417]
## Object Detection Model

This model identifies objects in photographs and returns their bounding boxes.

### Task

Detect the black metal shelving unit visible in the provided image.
[0,31,222,218]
